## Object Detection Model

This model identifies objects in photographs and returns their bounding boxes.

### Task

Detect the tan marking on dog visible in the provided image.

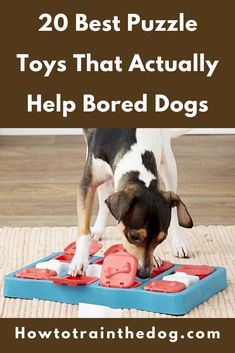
[117,222,144,257]
[136,228,147,241]
[118,223,149,263]
[158,231,166,242]
[118,181,139,193]
[122,234,145,260]
[77,184,96,235]
[118,224,166,272]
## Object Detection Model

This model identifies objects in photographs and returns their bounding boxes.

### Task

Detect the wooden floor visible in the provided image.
[0,134,234,227]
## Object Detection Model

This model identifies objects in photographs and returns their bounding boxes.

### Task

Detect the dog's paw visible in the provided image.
[153,250,162,267]
[171,238,190,258]
[68,255,88,277]
[91,226,105,241]
[170,227,190,258]
[154,256,162,267]
[68,235,91,276]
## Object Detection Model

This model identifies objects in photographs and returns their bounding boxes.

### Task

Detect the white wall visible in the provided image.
[0,128,234,135]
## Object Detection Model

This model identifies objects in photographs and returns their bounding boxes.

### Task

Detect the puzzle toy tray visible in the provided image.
[4,241,227,316]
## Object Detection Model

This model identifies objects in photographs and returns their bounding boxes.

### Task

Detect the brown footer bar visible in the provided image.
[0,318,232,353]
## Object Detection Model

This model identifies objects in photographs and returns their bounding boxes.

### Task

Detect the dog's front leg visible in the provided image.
[92,180,114,240]
[69,181,96,277]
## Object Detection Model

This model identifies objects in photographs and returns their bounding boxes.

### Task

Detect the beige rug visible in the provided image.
[0,226,234,318]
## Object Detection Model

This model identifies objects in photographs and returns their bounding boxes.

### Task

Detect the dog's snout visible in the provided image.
[137,267,151,279]
[137,254,153,279]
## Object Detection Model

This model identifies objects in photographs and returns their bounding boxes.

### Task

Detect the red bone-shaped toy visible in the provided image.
[100,251,139,288]
[105,262,131,278]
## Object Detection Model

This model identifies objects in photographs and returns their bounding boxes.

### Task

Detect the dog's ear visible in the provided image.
[163,191,193,228]
[105,188,136,223]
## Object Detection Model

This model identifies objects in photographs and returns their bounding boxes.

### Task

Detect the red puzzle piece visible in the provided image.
[103,244,124,257]
[144,280,186,293]
[150,261,174,278]
[64,240,102,257]
[100,251,138,288]
[54,240,102,262]
[52,275,98,286]
[16,268,57,280]
[175,265,214,279]
[53,254,73,263]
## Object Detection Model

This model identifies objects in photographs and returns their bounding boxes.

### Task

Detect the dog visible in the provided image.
[68,128,193,278]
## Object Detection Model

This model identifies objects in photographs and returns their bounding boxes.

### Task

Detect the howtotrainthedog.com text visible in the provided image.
[15,325,220,343]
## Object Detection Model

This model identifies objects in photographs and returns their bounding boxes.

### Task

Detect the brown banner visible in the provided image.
[0,0,234,127]
[0,318,233,353]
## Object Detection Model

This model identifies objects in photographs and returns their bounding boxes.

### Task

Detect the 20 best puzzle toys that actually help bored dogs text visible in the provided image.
[4,240,227,316]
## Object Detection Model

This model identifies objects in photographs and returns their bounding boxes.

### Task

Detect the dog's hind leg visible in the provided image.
[159,131,190,258]
[92,180,114,240]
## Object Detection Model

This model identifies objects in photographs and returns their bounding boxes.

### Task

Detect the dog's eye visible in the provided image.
[130,233,139,241]
[129,230,141,242]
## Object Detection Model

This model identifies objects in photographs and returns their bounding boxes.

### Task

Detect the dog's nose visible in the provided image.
[137,268,151,279]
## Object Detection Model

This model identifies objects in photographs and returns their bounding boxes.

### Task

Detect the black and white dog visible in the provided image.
[69,129,193,278]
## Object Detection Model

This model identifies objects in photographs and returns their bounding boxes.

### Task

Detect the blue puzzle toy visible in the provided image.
[4,241,227,316]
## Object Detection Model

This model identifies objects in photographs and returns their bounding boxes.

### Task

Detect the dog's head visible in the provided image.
[105,185,193,278]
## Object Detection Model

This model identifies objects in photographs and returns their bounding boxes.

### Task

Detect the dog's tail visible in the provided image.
[169,129,191,139]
